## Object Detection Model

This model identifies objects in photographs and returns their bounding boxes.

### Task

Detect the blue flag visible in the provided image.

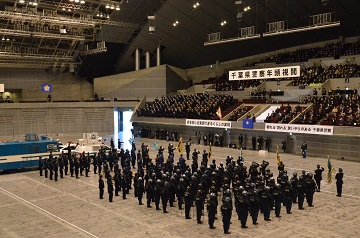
[42,84,52,92]
[153,140,159,151]
[243,119,254,129]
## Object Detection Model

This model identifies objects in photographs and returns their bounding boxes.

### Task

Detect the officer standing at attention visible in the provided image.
[39,157,43,176]
[296,176,306,210]
[221,197,232,234]
[99,175,104,199]
[107,176,114,202]
[261,186,272,221]
[314,164,325,192]
[207,192,218,229]
[195,184,205,224]
[301,141,308,158]
[137,177,145,205]
[185,140,191,160]
[272,184,283,217]
[249,190,260,225]
[335,168,344,197]
[184,186,192,219]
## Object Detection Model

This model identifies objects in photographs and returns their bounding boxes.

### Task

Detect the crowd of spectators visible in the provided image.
[205,40,360,92]
[294,93,360,126]
[136,93,236,119]
[264,104,304,124]
[228,106,253,121]
[291,63,360,87]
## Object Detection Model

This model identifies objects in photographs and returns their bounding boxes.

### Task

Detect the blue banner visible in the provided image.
[42,84,52,92]
[243,119,254,129]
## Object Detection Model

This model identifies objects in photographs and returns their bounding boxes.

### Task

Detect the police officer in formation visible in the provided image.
[39,139,344,235]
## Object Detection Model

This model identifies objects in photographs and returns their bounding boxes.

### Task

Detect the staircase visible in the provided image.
[256,105,280,123]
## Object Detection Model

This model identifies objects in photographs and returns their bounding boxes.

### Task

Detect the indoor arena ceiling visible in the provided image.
[1,1,360,78]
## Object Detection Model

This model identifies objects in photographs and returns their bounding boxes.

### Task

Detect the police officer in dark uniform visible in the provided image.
[284,181,294,214]
[305,173,316,207]
[249,189,260,225]
[49,158,53,180]
[154,179,162,210]
[63,154,69,175]
[261,186,272,221]
[137,177,145,205]
[98,175,104,199]
[69,157,74,177]
[273,184,283,217]
[185,140,191,160]
[335,168,344,197]
[59,157,64,179]
[301,141,307,158]
[39,157,43,176]
[195,184,205,224]
[162,181,170,213]
[146,178,154,207]
[238,191,249,228]
[297,176,306,210]
[314,164,325,192]
[184,186,192,219]
[207,192,218,229]
[221,197,232,234]
[121,174,128,200]
[44,158,48,178]
[114,173,120,196]
[107,176,114,202]
[53,159,58,181]
[75,158,80,179]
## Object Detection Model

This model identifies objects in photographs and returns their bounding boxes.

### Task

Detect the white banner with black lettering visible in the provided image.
[265,123,333,135]
[229,65,300,80]
[186,119,231,129]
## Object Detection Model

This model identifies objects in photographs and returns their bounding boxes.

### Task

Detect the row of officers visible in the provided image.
[39,145,344,235]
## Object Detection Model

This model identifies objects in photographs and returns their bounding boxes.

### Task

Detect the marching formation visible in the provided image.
[38,139,344,235]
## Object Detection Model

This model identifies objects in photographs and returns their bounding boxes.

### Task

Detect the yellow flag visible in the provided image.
[276,146,281,166]
[177,137,183,154]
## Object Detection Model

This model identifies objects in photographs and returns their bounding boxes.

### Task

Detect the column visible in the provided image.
[135,48,140,71]
[145,52,151,69]
[156,45,161,66]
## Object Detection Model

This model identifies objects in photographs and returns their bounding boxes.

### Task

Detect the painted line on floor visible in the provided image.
[0,187,99,238]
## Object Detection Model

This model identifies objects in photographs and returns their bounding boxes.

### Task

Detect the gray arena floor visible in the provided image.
[0,137,359,238]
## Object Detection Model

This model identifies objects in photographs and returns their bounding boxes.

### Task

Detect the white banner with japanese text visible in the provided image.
[186,119,231,129]
[229,65,300,80]
[265,123,333,135]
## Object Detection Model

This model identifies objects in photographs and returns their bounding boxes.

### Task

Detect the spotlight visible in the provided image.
[75,0,80,3]
[110,5,115,10]
[235,1,243,5]
[33,0,38,6]
[80,0,85,4]
[116,5,120,10]
[1,36,5,41]
[19,0,25,3]
[105,4,110,9]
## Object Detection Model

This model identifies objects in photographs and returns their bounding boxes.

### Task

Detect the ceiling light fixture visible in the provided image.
[116,5,120,10]
[105,4,110,9]
[110,5,115,10]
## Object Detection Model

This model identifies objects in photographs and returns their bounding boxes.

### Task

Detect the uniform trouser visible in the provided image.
[178,196,183,209]
[263,206,270,219]
[93,165,97,174]
[109,192,113,202]
[55,172,58,181]
[284,197,292,212]
[222,216,230,232]
[45,169,48,178]
[336,182,343,196]
[155,197,160,209]
[196,205,202,222]
[239,210,248,227]
[65,165,68,175]
[302,150,307,158]
[100,189,104,198]
[292,190,297,203]
[297,193,305,208]
[185,204,191,218]
[138,195,143,204]
[208,210,216,227]
[123,188,127,199]
[147,196,152,207]
[315,179,321,190]
[115,187,119,196]
[70,169,74,177]
[249,207,259,224]
[60,170,63,178]
[306,190,314,205]
[50,171,53,180]
[275,201,282,216]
